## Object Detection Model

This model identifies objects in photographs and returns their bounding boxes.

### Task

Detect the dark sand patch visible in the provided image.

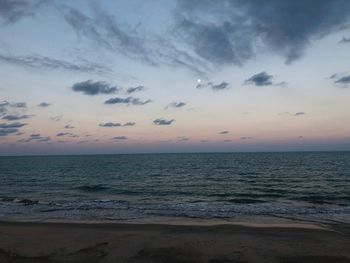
[0,243,108,263]
[0,221,350,263]
[279,255,350,263]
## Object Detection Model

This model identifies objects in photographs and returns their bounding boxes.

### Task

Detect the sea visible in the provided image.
[0,152,349,224]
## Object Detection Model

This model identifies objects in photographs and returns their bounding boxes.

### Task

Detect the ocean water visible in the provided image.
[0,152,350,223]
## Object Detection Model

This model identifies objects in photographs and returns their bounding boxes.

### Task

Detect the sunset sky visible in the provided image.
[1,0,350,155]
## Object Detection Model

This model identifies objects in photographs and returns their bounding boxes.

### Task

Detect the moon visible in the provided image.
[197,79,201,83]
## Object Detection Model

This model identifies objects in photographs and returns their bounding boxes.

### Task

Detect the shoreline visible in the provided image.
[0,216,333,230]
[1,219,350,262]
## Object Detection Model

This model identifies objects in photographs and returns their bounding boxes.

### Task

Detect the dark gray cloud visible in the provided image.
[166,101,186,109]
[196,81,229,91]
[0,101,27,117]
[71,80,119,95]
[57,132,69,137]
[0,0,46,24]
[175,0,350,65]
[0,54,111,74]
[245,72,273,86]
[334,75,350,86]
[294,112,306,116]
[126,86,146,94]
[2,114,32,121]
[176,18,245,65]
[0,128,18,136]
[113,136,128,140]
[99,122,122,127]
[153,118,175,125]
[56,132,78,138]
[38,102,51,107]
[99,122,135,127]
[123,122,136,126]
[104,96,151,106]
[219,131,229,134]
[339,36,350,44]
[64,124,74,129]
[0,122,26,128]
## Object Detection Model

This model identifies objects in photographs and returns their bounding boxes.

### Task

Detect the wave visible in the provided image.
[1,197,39,205]
[226,199,267,204]
[74,185,110,192]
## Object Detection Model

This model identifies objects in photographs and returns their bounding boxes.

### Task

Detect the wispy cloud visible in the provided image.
[50,115,63,122]
[60,4,207,75]
[61,5,156,65]
[0,54,111,74]
[64,124,74,129]
[196,81,229,91]
[278,112,307,117]
[153,118,175,125]
[218,131,229,134]
[104,96,151,106]
[339,36,350,44]
[0,128,18,136]
[125,86,146,94]
[166,101,186,109]
[20,133,50,142]
[11,102,27,108]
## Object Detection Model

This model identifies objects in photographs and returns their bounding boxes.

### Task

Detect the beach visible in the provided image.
[0,220,350,263]
[1,153,350,262]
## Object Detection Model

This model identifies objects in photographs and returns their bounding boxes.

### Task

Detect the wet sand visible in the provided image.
[0,220,350,263]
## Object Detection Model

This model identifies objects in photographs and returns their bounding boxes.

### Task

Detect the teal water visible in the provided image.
[0,152,349,223]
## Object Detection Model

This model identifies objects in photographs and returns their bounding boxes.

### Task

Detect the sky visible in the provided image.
[0,0,350,155]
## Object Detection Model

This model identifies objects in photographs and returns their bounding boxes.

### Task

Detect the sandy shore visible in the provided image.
[0,220,350,263]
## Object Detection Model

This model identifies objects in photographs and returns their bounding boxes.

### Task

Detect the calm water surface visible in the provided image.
[0,152,349,223]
